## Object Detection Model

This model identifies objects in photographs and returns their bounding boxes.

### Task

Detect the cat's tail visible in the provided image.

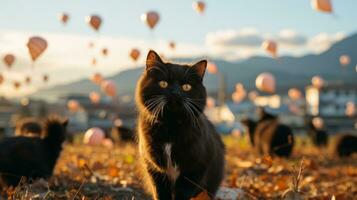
[43,115,68,151]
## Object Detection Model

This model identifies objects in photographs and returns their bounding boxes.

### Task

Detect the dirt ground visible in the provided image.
[1,136,357,200]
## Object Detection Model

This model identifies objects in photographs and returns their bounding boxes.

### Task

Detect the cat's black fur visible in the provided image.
[111,125,135,142]
[333,134,357,157]
[306,119,328,147]
[15,117,43,137]
[0,116,68,186]
[136,50,225,200]
[242,109,294,157]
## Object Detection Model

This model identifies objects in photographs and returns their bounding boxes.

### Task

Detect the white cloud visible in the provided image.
[206,28,263,48]
[276,29,307,47]
[307,32,346,52]
[205,28,346,59]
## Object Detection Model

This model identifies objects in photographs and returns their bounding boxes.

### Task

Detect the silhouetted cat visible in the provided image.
[136,50,225,200]
[333,134,357,157]
[306,118,328,147]
[242,109,294,157]
[111,125,135,143]
[15,117,43,137]
[0,116,68,186]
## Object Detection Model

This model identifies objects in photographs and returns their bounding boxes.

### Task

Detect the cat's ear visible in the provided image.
[146,50,163,70]
[192,60,207,80]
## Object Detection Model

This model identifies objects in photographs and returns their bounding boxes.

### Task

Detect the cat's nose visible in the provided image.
[170,86,181,96]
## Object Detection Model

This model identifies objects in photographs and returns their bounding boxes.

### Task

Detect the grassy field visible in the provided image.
[2,135,357,200]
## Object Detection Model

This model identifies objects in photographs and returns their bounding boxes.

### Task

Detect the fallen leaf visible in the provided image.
[262,156,273,168]
[191,191,211,200]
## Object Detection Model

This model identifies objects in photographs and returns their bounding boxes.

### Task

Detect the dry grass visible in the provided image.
[1,135,357,199]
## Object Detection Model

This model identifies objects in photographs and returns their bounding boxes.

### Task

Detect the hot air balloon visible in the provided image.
[130,48,140,62]
[232,83,246,103]
[235,83,245,92]
[25,76,31,84]
[89,92,101,104]
[339,55,350,66]
[114,118,123,127]
[88,41,95,48]
[288,88,302,100]
[262,40,278,58]
[207,62,218,74]
[0,74,4,85]
[312,117,324,129]
[141,11,160,30]
[27,36,48,62]
[67,100,80,113]
[101,48,108,56]
[206,97,215,108]
[90,73,103,85]
[101,80,117,97]
[58,12,69,25]
[311,76,325,89]
[346,101,356,117]
[192,1,206,14]
[20,98,30,106]
[91,57,97,65]
[3,54,15,68]
[289,104,300,114]
[86,15,102,31]
[102,138,114,148]
[248,91,258,101]
[43,74,49,83]
[255,72,276,93]
[83,127,105,145]
[169,41,176,50]
[311,0,333,13]
[232,92,246,104]
[13,81,21,90]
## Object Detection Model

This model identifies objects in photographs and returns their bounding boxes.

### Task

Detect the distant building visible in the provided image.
[62,94,137,134]
[0,97,16,136]
[305,84,357,131]
[254,94,281,109]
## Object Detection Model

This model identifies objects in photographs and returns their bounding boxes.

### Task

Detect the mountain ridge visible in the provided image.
[33,33,357,101]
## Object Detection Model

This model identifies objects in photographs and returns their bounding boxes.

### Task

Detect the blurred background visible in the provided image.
[0,0,356,138]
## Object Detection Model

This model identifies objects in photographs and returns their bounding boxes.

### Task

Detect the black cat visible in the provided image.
[15,117,43,137]
[0,116,68,186]
[306,118,328,147]
[333,134,357,157]
[242,109,294,157]
[136,50,225,200]
[111,125,135,143]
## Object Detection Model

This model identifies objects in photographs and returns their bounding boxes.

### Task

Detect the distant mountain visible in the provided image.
[34,33,357,101]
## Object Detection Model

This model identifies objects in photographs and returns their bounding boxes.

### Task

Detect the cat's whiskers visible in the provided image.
[186,97,206,102]
[183,102,196,128]
[186,98,203,113]
[145,96,167,124]
[151,101,165,124]
[146,99,163,111]
[186,99,203,129]
[183,99,201,129]
[145,96,164,109]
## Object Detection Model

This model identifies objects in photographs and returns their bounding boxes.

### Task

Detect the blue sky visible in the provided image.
[1,0,356,44]
[0,0,356,97]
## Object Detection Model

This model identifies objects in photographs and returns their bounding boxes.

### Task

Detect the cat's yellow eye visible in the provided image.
[159,81,168,88]
[182,84,192,92]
